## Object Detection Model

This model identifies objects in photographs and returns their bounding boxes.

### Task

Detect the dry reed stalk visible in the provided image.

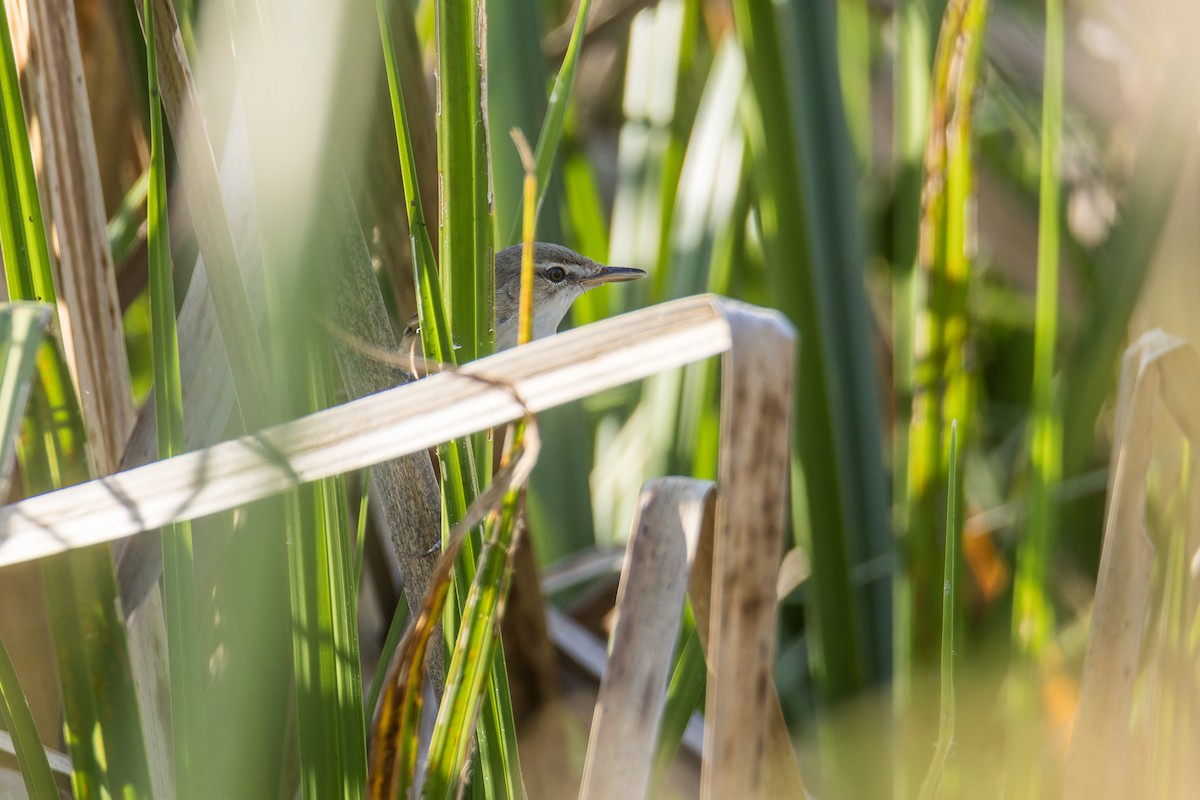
[1066,330,1200,799]
[579,477,701,800]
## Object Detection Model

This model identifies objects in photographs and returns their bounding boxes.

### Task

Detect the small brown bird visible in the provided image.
[401,242,646,359]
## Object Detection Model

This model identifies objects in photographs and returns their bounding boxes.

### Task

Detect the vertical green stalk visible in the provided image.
[902,0,986,672]
[437,0,491,365]
[892,0,938,701]
[736,0,855,699]
[427,0,484,544]
[422,486,525,800]
[1013,0,1063,659]
[143,0,203,795]
[0,633,57,799]
[917,422,959,800]
[0,1,151,795]
[378,3,522,796]
[1001,5,1060,795]
[286,410,366,800]
[734,0,890,699]
[375,0,453,367]
[0,305,55,800]
[789,0,893,684]
[423,144,539,799]
[443,0,494,494]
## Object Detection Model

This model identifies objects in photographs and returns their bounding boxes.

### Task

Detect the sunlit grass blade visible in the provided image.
[378,5,522,797]
[652,607,705,785]
[917,421,959,800]
[423,135,543,800]
[0,304,50,495]
[902,0,987,679]
[0,633,57,799]
[376,0,483,688]
[370,523,468,799]
[143,0,204,794]
[354,468,372,596]
[287,467,367,799]
[375,0,464,435]
[108,169,150,267]
[437,0,491,365]
[0,304,54,800]
[1012,0,1063,660]
[435,0,492,501]
[422,498,524,799]
[890,0,938,692]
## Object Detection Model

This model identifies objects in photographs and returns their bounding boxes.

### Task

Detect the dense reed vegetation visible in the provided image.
[0,0,1197,797]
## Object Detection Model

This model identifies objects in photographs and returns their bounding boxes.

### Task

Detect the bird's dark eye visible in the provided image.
[544,266,567,283]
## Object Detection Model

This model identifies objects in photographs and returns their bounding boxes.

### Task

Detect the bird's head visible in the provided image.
[494,243,645,349]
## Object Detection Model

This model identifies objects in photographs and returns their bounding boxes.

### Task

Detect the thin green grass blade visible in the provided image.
[437,0,492,493]
[0,304,50,495]
[423,492,524,800]
[0,632,57,799]
[917,421,959,800]
[354,468,372,597]
[144,1,204,795]
[376,0,477,554]
[652,607,705,784]
[891,0,939,691]
[1000,6,1061,794]
[287,460,367,800]
[0,13,53,304]
[376,4,481,730]
[1012,0,1063,660]
[378,3,482,707]
[365,594,409,725]
[0,304,54,800]
[108,170,150,267]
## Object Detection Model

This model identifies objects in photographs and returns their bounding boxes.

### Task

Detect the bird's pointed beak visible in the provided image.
[581,265,647,288]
